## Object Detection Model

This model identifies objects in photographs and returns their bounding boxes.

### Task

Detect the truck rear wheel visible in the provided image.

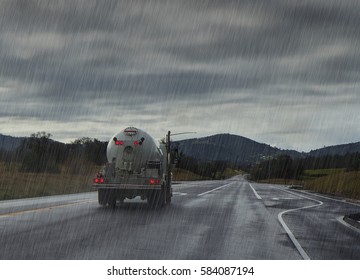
[166,192,171,204]
[108,193,117,209]
[147,189,165,209]
[98,190,117,208]
[166,185,172,204]
[98,189,107,206]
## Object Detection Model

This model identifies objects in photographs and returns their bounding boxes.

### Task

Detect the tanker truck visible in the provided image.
[92,127,172,208]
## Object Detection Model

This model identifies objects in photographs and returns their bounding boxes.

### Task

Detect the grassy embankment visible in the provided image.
[303,169,360,199]
[258,168,360,200]
[172,167,242,181]
[0,161,99,200]
[172,168,209,181]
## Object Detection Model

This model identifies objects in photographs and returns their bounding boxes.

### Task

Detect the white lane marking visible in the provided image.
[197,182,235,197]
[248,183,262,200]
[277,189,324,260]
[336,216,360,234]
[173,192,187,196]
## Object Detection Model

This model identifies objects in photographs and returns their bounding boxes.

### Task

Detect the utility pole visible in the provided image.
[268,145,271,183]
[167,131,171,188]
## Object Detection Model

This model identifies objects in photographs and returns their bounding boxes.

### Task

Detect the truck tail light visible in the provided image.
[133,141,139,146]
[94,177,105,183]
[113,137,124,145]
[150,179,160,185]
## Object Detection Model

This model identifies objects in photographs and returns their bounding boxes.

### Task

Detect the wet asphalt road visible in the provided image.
[0,176,359,259]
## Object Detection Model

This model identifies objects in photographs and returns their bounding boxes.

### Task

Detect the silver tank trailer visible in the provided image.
[106,127,163,173]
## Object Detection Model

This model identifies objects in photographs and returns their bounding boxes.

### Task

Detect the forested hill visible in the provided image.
[0,134,24,151]
[175,134,360,166]
[308,142,360,157]
[175,134,302,166]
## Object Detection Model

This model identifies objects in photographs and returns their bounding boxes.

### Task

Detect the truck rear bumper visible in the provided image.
[92,183,162,190]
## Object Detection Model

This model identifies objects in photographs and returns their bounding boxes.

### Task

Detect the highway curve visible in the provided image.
[0,176,359,259]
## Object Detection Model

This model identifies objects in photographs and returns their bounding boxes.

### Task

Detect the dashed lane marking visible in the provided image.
[272,197,297,200]
[173,192,187,196]
[248,183,262,200]
[197,182,235,197]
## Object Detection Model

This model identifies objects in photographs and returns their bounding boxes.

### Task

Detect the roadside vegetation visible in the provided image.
[0,132,105,200]
[172,168,210,181]
[174,154,244,180]
[250,153,360,200]
[0,162,98,200]
[303,170,360,199]
[172,167,242,181]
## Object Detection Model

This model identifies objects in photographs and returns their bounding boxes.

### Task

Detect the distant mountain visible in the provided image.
[0,134,24,151]
[308,142,360,157]
[175,134,360,166]
[175,134,302,166]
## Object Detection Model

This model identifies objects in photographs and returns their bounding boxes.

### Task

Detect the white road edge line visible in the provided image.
[295,190,360,207]
[248,183,262,200]
[0,199,96,218]
[197,182,235,197]
[277,189,324,260]
[336,216,360,234]
[290,189,360,233]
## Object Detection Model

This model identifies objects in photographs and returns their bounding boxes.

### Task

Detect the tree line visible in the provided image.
[250,152,360,181]
[0,132,107,174]
[1,132,359,179]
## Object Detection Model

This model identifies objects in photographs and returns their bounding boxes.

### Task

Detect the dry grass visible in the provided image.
[172,168,242,181]
[0,161,99,200]
[302,168,346,179]
[256,169,360,200]
[222,168,243,179]
[303,171,360,200]
[257,178,304,185]
[172,168,208,181]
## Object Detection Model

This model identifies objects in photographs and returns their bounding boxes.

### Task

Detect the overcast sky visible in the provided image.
[1,0,359,151]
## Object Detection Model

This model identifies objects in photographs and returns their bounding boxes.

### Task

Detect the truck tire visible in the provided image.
[159,184,167,208]
[147,191,157,208]
[166,189,172,204]
[147,189,165,209]
[98,190,117,208]
[98,190,107,206]
[166,184,172,204]
[108,194,117,209]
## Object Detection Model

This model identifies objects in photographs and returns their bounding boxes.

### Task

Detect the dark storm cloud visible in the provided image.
[0,0,118,32]
[1,0,359,94]
[160,1,360,84]
[0,0,359,148]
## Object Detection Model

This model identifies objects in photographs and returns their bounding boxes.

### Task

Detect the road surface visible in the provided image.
[0,176,359,259]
